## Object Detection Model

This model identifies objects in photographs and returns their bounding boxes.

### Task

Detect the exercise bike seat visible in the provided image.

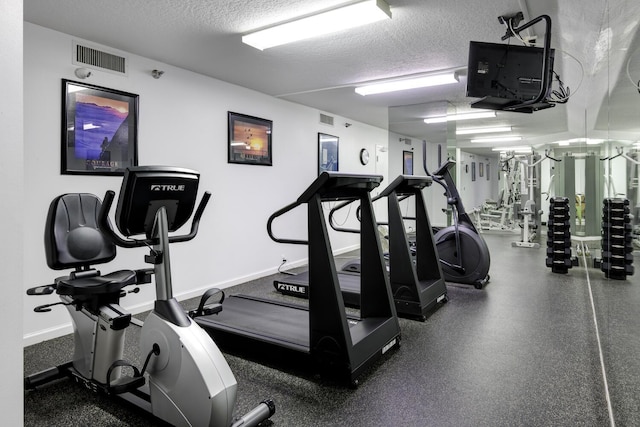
[44,193,137,298]
[55,270,137,296]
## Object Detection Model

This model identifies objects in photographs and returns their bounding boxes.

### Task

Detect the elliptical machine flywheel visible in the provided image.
[423,141,491,288]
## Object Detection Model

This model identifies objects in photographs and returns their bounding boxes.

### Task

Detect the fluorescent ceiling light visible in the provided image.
[471,136,522,143]
[355,73,458,96]
[424,111,496,124]
[491,146,531,153]
[242,0,391,50]
[456,126,512,135]
[554,137,605,146]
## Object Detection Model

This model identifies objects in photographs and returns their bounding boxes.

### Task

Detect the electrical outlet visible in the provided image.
[281,255,287,264]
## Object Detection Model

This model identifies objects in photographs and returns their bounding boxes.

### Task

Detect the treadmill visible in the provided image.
[193,172,401,386]
[274,175,448,321]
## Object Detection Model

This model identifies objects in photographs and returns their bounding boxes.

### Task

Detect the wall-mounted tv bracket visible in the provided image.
[497,14,553,113]
[498,12,525,41]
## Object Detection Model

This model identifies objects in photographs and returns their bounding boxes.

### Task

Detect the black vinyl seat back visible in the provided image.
[45,193,117,270]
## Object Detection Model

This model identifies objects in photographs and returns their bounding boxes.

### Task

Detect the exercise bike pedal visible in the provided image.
[106,360,145,395]
[107,375,146,395]
[189,303,223,317]
[189,288,225,318]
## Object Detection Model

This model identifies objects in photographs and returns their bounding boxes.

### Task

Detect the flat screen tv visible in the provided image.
[466,41,555,112]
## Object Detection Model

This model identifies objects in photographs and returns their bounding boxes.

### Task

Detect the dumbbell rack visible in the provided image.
[546,197,574,274]
[600,198,635,280]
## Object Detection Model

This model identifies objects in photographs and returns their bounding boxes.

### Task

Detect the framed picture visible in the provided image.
[487,163,490,180]
[479,162,484,177]
[318,133,339,174]
[61,79,138,175]
[228,112,273,166]
[403,150,414,175]
[471,162,476,181]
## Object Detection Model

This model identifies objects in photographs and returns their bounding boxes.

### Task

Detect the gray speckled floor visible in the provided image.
[24,232,639,426]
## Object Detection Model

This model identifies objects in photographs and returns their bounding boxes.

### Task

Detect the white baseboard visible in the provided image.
[23,324,74,347]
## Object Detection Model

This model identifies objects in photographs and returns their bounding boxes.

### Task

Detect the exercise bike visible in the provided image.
[25,166,275,427]
[423,142,491,288]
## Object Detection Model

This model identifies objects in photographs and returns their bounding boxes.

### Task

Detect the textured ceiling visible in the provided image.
[24,0,640,154]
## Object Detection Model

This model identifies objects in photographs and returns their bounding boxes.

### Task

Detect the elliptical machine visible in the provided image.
[423,142,491,288]
[25,166,275,427]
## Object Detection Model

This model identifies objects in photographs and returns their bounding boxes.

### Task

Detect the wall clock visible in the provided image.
[359,148,370,165]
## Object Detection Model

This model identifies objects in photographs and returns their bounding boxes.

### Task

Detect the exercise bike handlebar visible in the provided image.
[266,200,308,245]
[98,190,211,248]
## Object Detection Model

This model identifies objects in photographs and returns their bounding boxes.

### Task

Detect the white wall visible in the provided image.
[23,23,388,344]
[456,149,499,212]
[386,133,451,227]
[1,1,24,424]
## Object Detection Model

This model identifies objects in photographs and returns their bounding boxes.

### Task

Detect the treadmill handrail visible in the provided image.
[98,189,211,248]
[270,172,384,244]
[328,199,360,234]
[328,175,428,234]
[266,200,308,245]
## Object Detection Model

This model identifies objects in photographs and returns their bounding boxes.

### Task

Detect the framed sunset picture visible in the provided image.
[228,112,273,166]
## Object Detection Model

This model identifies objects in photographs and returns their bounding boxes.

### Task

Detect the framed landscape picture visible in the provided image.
[61,79,138,175]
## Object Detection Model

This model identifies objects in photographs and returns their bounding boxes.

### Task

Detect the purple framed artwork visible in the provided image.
[61,79,138,175]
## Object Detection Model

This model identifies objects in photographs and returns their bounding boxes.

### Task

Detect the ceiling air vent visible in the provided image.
[73,41,128,76]
[319,113,334,126]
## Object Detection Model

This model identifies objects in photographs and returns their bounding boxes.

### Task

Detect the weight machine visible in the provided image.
[605,147,640,248]
[476,154,518,232]
[511,150,561,248]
